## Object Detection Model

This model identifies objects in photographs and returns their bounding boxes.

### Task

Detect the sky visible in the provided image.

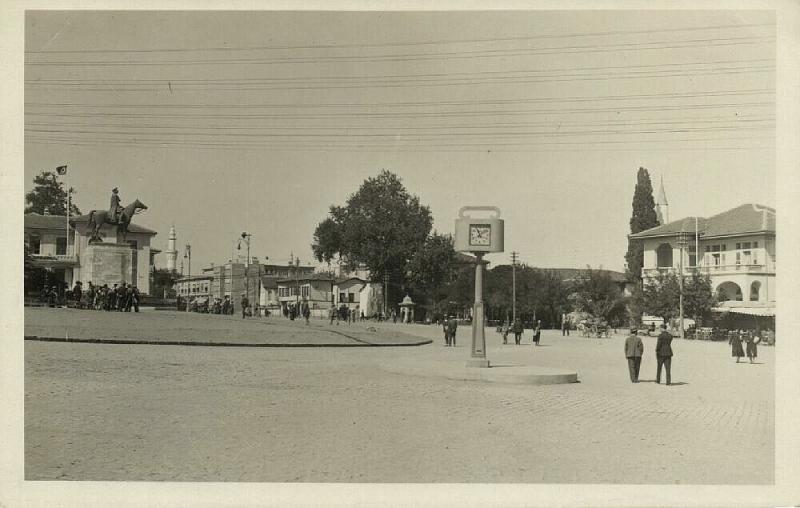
[23,10,775,274]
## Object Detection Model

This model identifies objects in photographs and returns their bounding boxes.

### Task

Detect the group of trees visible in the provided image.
[625,167,718,327]
[310,170,665,327]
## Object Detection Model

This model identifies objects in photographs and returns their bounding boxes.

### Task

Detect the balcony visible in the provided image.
[29,253,79,266]
[642,264,773,278]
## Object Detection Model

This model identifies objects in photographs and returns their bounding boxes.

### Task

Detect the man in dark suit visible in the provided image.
[655,323,673,385]
[447,316,458,347]
[624,327,644,383]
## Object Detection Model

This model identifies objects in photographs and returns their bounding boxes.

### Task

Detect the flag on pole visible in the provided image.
[56,165,67,175]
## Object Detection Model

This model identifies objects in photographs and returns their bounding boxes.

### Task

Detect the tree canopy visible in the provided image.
[406,232,458,305]
[624,167,659,282]
[25,171,81,216]
[570,267,626,324]
[311,170,433,287]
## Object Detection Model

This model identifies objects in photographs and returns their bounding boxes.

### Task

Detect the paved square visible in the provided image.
[24,310,773,483]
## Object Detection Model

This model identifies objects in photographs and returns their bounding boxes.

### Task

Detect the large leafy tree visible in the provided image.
[484,265,571,327]
[637,271,715,326]
[625,167,659,282]
[311,171,433,304]
[571,267,626,324]
[406,233,458,313]
[25,171,81,216]
[637,271,681,323]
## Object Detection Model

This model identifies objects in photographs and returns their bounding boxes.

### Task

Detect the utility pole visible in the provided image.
[239,232,252,306]
[184,244,191,312]
[677,231,687,339]
[511,251,518,322]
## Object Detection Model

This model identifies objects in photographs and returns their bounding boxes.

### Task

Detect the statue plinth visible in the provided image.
[80,242,134,288]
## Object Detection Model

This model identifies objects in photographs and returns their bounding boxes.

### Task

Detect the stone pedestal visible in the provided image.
[80,242,134,287]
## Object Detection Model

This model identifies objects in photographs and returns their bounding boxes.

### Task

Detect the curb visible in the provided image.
[24,335,433,348]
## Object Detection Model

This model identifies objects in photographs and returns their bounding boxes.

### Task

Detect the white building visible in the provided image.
[25,212,160,294]
[630,203,776,318]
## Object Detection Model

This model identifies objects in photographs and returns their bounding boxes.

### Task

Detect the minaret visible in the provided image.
[655,176,669,225]
[165,225,178,272]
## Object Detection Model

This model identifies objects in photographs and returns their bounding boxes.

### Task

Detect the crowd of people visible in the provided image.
[497,318,542,346]
[39,281,141,312]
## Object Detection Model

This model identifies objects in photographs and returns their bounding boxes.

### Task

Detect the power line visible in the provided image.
[24,116,775,132]
[24,35,774,66]
[24,22,775,54]
[23,88,774,109]
[23,124,774,139]
[26,135,774,152]
[23,58,774,85]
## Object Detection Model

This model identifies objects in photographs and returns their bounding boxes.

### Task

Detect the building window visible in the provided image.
[56,237,67,255]
[339,292,346,303]
[750,281,761,301]
[656,243,673,268]
[29,234,41,254]
[301,285,309,298]
[688,245,697,267]
[348,293,355,303]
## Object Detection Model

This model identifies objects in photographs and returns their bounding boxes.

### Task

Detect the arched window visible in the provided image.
[656,243,673,268]
[717,281,743,302]
[750,281,761,302]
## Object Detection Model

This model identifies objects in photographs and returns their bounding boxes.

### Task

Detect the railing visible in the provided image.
[642,264,773,277]
[30,253,78,263]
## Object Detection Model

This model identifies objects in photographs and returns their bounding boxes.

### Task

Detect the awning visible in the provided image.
[711,306,775,317]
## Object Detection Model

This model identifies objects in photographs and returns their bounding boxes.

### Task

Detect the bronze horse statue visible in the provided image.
[86,199,148,243]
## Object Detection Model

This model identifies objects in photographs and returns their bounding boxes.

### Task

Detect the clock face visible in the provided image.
[469,224,492,246]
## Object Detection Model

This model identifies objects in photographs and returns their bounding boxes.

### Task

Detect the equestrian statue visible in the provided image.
[86,187,148,243]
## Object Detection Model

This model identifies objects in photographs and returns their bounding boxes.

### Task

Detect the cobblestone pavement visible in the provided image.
[24,318,774,484]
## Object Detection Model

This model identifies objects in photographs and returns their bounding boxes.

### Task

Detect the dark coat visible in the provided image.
[656,330,673,357]
[624,334,644,358]
[512,320,524,333]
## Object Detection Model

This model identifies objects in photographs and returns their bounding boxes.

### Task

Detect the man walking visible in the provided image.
[301,299,310,325]
[624,327,644,383]
[442,316,451,346]
[447,316,458,347]
[562,314,570,336]
[532,320,542,346]
[241,293,249,319]
[512,318,523,345]
[655,323,673,385]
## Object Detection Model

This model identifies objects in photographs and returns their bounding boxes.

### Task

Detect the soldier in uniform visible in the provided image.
[109,187,122,223]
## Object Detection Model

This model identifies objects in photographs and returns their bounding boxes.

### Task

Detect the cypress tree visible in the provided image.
[625,167,659,281]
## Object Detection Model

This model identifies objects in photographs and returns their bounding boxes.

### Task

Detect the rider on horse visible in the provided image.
[109,188,123,224]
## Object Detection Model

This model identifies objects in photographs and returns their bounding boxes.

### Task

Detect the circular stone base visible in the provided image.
[381,359,578,385]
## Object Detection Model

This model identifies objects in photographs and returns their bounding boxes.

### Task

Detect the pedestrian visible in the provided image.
[729,329,745,363]
[624,327,644,383]
[447,315,458,347]
[130,285,140,312]
[301,299,310,325]
[501,320,510,344]
[329,304,336,325]
[241,293,249,319]
[655,323,673,385]
[86,282,95,310]
[117,283,128,311]
[512,318,523,345]
[71,281,82,309]
[745,331,759,363]
[109,284,118,310]
[562,314,570,336]
[532,320,542,346]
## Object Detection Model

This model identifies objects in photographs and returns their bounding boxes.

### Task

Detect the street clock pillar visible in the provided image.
[454,206,504,368]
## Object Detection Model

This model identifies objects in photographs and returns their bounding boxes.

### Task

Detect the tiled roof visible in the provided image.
[335,277,367,285]
[629,204,774,240]
[702,204,774,238]
[629,217,708,239]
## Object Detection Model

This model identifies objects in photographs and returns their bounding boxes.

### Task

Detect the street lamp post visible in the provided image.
[677,232,687,339]
[184,244,191,313]
[239,232,252,312]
